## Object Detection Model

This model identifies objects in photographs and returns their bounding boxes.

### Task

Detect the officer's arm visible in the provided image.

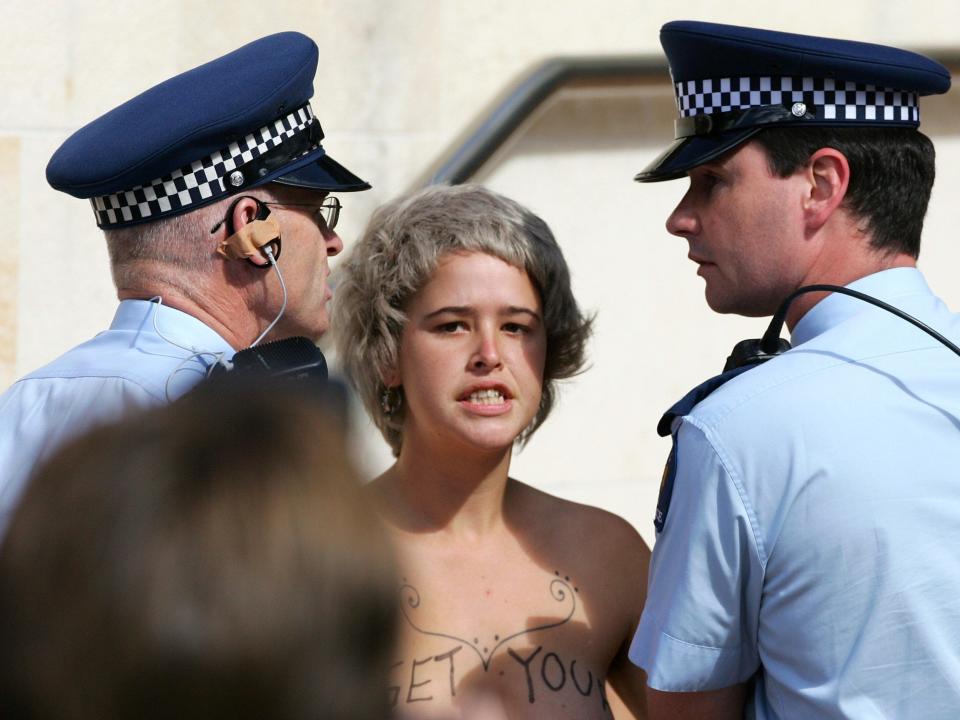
[646,684,747,720]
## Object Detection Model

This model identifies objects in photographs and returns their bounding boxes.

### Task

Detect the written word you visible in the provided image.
[389,643,611,712]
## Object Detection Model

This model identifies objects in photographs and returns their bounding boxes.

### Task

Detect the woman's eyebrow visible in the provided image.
[421,305,541,320]
[503,306,541,319]
[422,306,471,320]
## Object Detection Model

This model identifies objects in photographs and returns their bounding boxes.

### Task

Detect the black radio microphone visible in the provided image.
[724,284,960,372]
[210,336,328,382]
[201,336,348,420]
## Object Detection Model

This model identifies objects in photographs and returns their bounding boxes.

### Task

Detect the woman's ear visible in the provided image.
[382,367,401,388]
[803,148,850,233]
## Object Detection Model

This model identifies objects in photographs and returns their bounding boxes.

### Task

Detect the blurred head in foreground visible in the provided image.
[0,379,397,720]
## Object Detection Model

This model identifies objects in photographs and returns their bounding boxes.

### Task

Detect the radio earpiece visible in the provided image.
[212,196,281,267]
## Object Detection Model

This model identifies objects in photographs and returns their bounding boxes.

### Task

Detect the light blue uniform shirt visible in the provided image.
[0,300,235,533]
[631,268,960,718]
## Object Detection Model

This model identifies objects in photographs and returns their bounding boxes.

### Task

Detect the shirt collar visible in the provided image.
[110,299,237,358]
[790,267,932,346]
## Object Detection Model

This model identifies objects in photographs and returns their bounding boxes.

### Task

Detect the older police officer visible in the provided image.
[0,32,369,529]
[630,21,960,720]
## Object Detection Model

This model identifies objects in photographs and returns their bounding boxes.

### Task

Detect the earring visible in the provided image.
[380,386,403,417]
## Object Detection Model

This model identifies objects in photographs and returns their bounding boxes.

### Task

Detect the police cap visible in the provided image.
[47,32,370,228]
[637,21,951,183]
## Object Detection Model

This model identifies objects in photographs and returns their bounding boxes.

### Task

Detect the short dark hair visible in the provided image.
[0,380,397,720]
[753,127,935,258]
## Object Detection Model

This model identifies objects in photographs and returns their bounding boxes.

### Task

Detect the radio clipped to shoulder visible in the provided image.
[724,284,960,372]
[723,337,792,372]
[203,336,347,419]
[656,282,960,534]
[210,336,328,383]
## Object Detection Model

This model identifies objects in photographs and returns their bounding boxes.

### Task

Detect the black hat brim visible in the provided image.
[269,146,371,193]
[634,127,761,183]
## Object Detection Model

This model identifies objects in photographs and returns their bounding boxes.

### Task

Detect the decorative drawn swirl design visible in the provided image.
[399,576,577,671]
[401,584,422,610]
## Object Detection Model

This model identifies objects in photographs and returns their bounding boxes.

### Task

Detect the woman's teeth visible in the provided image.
[468,389,505,404]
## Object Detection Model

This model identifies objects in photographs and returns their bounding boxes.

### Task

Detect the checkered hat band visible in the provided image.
[91,104,317,227]
[675,76,919,124]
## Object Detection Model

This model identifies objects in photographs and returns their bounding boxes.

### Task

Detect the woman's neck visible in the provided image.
[374,434,514,538]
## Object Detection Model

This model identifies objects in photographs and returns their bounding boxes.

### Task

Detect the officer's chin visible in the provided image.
[704,288,779,318]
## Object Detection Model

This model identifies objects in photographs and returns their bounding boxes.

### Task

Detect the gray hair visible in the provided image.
[104,202,223,290]
[332,184,592,456]
[103,185,290,292]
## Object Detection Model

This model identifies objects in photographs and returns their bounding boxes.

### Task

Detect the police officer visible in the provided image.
[628,21,960,719]
[0,32,370,529]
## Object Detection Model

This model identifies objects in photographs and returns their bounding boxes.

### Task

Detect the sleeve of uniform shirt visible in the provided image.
[0,376,159,535]
[630,417,764,691]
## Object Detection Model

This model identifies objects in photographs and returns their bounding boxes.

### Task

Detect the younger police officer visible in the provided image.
[0,33,370,530]
[630,21,960,719]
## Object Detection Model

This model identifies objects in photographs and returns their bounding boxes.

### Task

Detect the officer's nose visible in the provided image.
[322,226,344,257]
[665,190,700,238]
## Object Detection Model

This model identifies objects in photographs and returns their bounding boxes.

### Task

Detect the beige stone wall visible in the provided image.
[0,138,20,390]
[5,1,960,541]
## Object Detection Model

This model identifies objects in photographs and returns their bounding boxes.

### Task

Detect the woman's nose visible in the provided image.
[471,330,502,370]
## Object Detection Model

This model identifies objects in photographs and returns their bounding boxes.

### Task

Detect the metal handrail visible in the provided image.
[418,51,960,188]
[419,56,667,186]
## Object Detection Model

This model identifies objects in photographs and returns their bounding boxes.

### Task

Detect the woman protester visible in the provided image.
[334,184,650,719]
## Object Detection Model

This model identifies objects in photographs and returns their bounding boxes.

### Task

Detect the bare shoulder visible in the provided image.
[508,480,647,544]
[506,479,650,580]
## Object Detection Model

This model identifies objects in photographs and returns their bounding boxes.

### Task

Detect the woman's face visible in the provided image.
[391,251,547,455]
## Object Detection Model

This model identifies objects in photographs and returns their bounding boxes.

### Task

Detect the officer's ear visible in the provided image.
[802,148,850,233]
[215,195,280,267]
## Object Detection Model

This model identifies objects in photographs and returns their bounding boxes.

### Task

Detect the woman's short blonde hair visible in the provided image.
[332,184,592,455]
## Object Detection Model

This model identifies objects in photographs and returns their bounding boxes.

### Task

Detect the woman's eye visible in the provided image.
[503,322,529,334]
[436,321,466,333]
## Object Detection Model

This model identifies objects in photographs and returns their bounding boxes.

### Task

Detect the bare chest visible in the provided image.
[391,553,621,719]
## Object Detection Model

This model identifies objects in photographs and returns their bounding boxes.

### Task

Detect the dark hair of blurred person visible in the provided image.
[0,378,397,720]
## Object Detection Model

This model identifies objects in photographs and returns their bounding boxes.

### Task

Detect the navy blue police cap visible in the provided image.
[46,32,370,228]
[636,21,951,183]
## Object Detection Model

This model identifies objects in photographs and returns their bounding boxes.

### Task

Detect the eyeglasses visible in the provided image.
[261,196,342,230]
